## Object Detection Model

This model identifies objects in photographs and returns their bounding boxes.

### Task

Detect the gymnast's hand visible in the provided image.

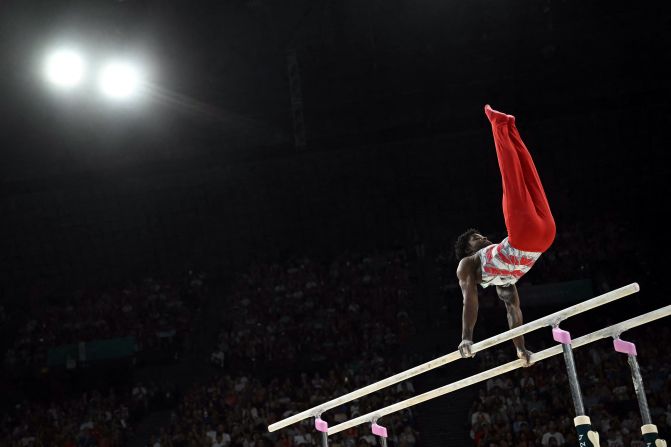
[459,339,475,358]
[517,348,534,367]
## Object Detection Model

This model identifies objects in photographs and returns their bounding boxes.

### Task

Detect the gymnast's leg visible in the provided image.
[484,105,556,252]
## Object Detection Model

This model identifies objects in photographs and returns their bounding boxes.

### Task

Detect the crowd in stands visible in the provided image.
[2,249,422,447]
[155,250,420,447]
[467,325,671,447]
[0,380,178,447]
[2,227,664,447]
[149,358,418,447]
[210,251,416,373]
[3,273,206,370]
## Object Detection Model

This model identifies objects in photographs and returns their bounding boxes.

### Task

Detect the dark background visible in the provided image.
[0,0,668,295]
[1,2,670,447]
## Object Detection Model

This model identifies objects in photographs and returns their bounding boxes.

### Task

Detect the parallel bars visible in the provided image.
[268,282,640,433]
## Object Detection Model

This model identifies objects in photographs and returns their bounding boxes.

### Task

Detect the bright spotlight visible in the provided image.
[98,61,143,100]
[44,49,85,88]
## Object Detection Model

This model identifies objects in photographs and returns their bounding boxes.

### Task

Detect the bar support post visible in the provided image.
[613,338,666,446]
[552,327,600,447]
[315,417,329,447]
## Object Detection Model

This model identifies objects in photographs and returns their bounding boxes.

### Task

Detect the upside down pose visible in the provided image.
[455,105,556,366]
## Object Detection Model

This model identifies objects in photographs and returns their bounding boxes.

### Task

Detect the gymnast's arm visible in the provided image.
[496,284,532,366]
[457,257,479,358]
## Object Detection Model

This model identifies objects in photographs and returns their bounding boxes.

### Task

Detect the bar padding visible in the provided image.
[613,338,637,356]
[553,327,572,344]
[372,423,388,438]
[315,418,328,433]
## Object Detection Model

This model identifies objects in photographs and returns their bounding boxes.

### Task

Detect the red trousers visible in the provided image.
[487,107,556,252]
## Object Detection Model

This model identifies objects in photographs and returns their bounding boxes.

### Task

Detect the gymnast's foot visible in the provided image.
[484,104,515,125]
[517,348,534,367]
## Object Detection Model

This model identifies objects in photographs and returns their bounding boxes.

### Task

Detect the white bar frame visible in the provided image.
[268,282,639,432]
[328,304,671,435]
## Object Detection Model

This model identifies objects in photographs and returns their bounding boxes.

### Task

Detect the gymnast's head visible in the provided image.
[454,228,491,260]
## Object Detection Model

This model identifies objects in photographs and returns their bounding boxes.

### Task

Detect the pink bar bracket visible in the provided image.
[613,338,637,356]
[371,423,388,438]
[552,327,572,345]
[315,418,328,433]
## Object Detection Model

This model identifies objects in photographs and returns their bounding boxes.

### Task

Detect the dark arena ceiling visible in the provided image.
[1,0,669,181]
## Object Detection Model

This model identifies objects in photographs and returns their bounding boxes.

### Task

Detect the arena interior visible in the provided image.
[0,1,669,446]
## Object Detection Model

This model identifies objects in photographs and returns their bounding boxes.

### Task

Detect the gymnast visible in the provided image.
[454,105,556,366]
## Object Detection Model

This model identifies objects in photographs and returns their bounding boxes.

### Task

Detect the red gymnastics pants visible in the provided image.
[485,105,556,253]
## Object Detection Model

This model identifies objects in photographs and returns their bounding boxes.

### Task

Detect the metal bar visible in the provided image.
[561,343,585,416]
[267,283,639,432]
[327,304,670,435]
[627,355,652,425]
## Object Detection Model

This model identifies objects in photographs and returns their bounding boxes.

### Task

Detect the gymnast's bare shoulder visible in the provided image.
[456,253,482,285]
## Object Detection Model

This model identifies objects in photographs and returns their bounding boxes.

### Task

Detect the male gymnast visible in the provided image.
[455,105,556,366]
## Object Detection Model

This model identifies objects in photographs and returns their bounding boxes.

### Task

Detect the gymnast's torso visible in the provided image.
[478,237,542,288]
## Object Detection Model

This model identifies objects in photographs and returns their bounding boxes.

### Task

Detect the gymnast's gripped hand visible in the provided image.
[458,339,475,358]
[517,348,534,367]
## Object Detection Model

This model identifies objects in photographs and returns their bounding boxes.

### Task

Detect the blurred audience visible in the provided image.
[2,230,665,447]
[0,381,177,447]
[150,359,417,447]
[468,326,671,447]
[210,251,416,372]
[4,273,206,370]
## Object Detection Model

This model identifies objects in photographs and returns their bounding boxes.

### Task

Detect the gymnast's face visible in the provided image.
[468,233,492,254]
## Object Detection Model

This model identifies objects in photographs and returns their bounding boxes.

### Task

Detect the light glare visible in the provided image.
[98,62,142,100]
[44,49,85,88]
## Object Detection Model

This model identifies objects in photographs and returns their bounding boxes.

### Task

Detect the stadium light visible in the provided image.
[98,60,143,100]
[44,49,86,88]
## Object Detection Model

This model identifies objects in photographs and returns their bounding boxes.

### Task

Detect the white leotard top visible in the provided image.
[478,237,542,288]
